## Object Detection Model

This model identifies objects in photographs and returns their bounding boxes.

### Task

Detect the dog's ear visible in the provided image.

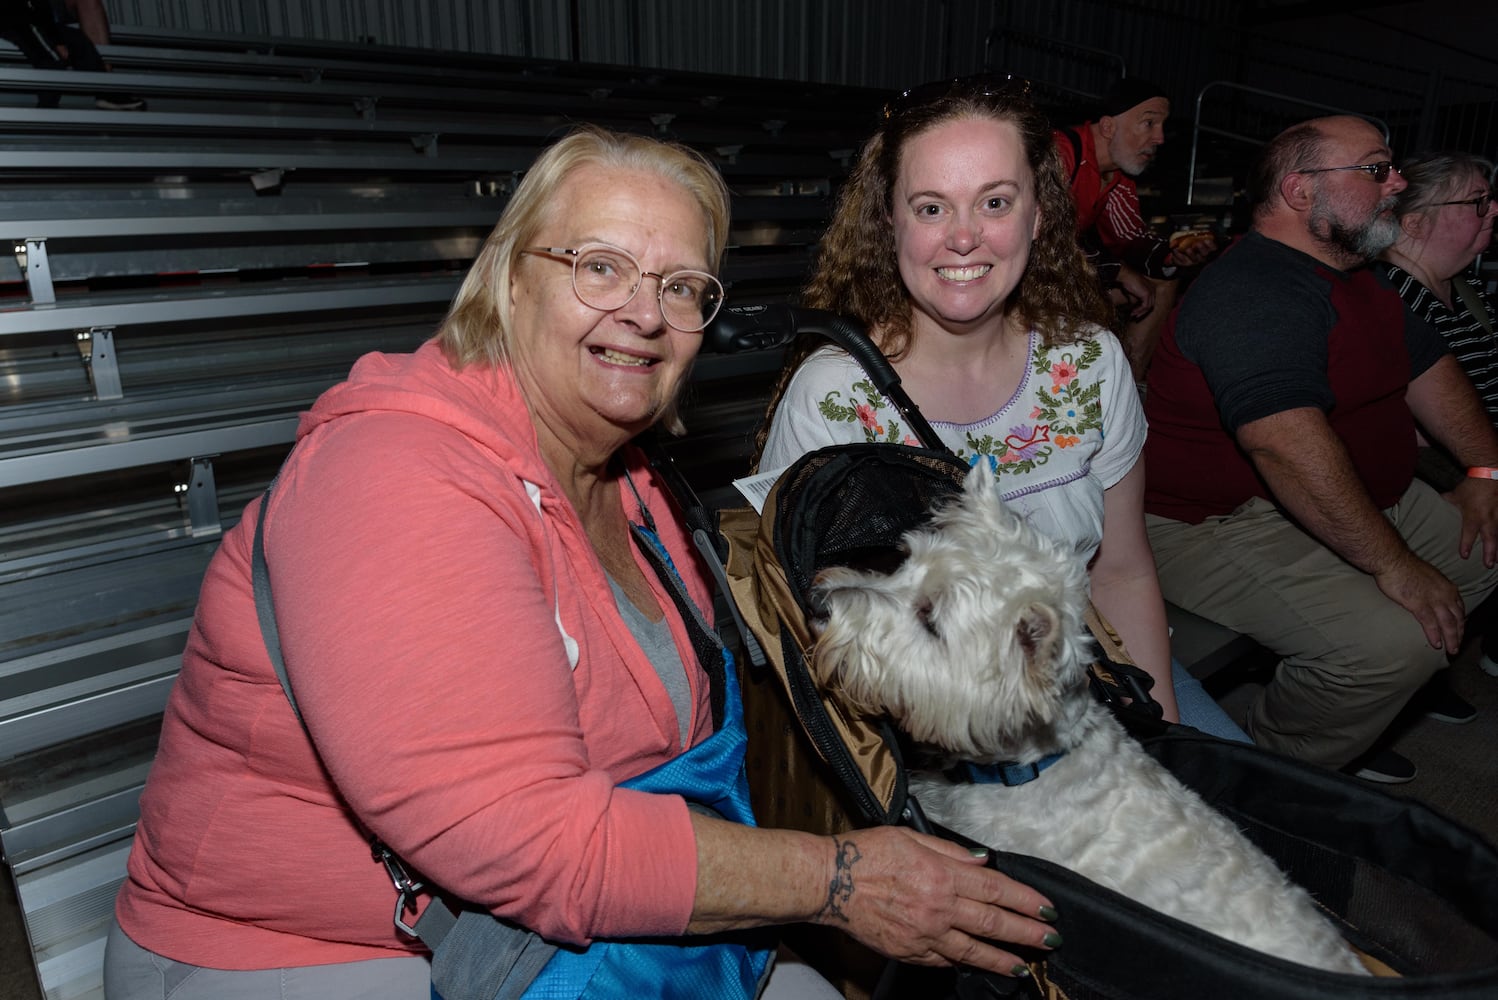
[1016,603,1060,685]
[962,460,996,498]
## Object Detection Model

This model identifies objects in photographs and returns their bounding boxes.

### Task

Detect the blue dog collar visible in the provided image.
[951,751,1067,787]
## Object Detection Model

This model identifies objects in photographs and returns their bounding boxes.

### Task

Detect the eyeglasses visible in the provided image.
[520,243,724,332]
[1434,193,1494,217]
[1299,160,1398,184]
[883,73,1032,120]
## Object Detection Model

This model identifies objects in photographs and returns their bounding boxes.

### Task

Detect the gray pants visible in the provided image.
[1147,480,1498,768]
[104,919,842,1000]
[103,919,430,999]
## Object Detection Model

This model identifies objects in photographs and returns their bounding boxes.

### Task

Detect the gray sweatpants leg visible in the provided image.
[1146,481,1498,769]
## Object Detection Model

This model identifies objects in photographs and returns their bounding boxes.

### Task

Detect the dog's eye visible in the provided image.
[915,598,940,638]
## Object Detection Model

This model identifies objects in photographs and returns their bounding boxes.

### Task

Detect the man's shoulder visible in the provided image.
[1176,234,1337,354]
[1188,233,1319,293]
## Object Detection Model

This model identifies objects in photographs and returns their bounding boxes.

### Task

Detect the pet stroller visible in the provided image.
[645,304,1498,1000]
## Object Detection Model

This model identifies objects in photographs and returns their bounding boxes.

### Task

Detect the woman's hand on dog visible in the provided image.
[811,826,1060,976]
[686,814,1056,976]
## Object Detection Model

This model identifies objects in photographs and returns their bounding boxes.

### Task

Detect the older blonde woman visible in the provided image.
[104,126,1059,1000]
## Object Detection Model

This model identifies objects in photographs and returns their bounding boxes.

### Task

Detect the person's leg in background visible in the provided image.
[1148,497,1450,781]
[1121,276,1178,388]
[1170,659,1250,742]
[55,0,146,109]
[1390,477,1498,690]
[63,0,111,47]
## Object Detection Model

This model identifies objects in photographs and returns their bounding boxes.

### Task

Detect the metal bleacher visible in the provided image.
[0,33,883,1000]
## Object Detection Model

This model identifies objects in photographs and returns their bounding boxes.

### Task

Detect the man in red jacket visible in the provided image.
[1054,78,1215,383]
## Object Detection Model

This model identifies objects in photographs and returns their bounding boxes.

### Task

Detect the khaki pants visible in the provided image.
[1146,480,1498,768]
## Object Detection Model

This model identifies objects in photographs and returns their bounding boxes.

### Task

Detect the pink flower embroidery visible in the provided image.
[1051,360,1078,390]
[1029,405,1044,420]
[855,403,883,434]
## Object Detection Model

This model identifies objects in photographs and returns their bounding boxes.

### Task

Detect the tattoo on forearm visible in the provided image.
[820,836,861,923]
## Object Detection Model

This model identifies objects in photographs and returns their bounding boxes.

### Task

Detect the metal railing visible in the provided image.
[1186,81,1391,206]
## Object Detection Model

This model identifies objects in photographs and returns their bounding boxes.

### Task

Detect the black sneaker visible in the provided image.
[1481,630,1498,677]
[96,93,147,111]
[1421,687,1477,724]
[1347,747,1417,784]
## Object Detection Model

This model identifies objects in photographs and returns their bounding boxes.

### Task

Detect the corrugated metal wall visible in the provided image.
[97,1,1496,154]
[103,0,1242,92]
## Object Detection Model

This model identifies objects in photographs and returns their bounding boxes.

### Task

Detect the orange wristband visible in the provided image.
[1467,467,1498,479]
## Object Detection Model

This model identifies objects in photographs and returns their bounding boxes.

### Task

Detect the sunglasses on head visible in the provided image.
[883,73,1032,120]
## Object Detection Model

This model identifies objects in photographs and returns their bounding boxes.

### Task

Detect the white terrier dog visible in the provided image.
[811,464,1369,976]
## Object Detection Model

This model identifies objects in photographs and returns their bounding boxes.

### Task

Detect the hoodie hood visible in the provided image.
[297,340,551,486]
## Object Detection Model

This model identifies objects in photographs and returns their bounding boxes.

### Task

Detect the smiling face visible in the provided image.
[891,115,1041,338]
[508,164,710,457]
[1103,97,1169,177]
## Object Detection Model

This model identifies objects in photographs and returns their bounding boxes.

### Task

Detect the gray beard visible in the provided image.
[1309,199,1401,263]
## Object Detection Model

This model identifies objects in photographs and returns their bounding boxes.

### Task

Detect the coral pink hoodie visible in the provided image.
[116,341,712,969]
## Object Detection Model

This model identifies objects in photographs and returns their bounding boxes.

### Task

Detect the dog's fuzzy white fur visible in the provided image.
[811,464,1369,976]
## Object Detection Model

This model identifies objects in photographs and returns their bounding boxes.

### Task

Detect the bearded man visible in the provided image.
[1141,116,1498,783]
[1054,78,1217,382]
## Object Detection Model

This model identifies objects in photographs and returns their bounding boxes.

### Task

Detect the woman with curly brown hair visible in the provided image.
[758,77,1247,736]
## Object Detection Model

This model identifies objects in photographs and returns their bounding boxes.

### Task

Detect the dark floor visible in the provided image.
[1214,631,1498,849]
[2,636,1495,1000]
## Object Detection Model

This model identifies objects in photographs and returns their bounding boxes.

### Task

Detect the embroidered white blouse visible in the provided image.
[760,327,1146,567]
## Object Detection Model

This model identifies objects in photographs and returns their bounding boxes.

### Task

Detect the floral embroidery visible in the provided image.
[969,338,1106,477]
[818,380,906,444]
[811,337,1108,477]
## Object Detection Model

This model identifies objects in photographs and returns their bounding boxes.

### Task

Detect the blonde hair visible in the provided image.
[436,125,731,370]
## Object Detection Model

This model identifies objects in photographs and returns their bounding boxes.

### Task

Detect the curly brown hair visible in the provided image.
[752,81,1110,466]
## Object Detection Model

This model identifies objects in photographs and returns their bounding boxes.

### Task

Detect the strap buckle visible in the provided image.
[372,839,425,937]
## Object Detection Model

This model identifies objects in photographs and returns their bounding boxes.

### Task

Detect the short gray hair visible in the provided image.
[1393,150,1495,219]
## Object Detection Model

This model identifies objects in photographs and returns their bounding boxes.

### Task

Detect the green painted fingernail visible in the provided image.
[1043,931,1064,949]
[968,846,990,860]
[1010,964,1031,978]
[1038,905,1059,921]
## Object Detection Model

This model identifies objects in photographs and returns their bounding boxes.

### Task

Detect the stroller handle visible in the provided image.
[705,304,949,454]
